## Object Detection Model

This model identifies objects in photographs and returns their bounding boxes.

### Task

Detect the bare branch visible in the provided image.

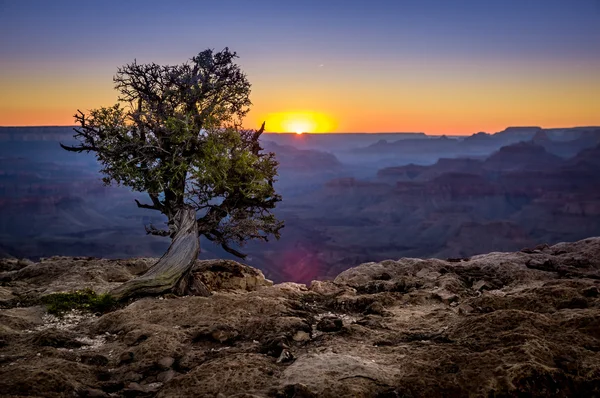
[220,243,247,259]
[149,194,164,211]
[204,230,247,258]
[144,224,170,237]
[134,199,161,211]
[203,229,247,258]
[253,121,265,141]
[60,143,95,152]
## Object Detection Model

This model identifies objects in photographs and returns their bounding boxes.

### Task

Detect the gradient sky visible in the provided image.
[1,0,599,134]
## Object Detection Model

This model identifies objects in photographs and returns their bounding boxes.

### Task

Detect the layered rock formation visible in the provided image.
[2,126,600,285]
[1,238,599,397]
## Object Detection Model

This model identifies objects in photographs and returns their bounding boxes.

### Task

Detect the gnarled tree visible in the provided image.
[61,48,283,300]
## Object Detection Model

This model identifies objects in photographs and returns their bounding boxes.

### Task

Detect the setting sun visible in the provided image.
[287,119,311,134]
[261,111,337,134]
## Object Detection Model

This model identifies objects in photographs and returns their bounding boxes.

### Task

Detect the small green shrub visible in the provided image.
[41,288,118,315]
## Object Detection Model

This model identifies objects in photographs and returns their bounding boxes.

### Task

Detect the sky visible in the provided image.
[0,0,599,135]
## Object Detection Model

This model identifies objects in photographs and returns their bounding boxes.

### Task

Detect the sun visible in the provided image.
[262,111,336,133]
[288,120,311,135]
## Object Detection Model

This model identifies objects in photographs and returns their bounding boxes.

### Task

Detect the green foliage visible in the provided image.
[41,289,118,315]
[63,48,283,256]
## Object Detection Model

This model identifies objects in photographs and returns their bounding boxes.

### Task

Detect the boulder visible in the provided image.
[192,259,273,292]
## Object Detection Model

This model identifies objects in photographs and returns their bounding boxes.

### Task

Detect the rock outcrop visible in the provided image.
[1,238,600,397]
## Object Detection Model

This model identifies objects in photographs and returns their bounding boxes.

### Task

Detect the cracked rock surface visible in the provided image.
[1,238,600,397]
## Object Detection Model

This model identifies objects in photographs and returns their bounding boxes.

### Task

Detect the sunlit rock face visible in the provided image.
[1,238,600,397]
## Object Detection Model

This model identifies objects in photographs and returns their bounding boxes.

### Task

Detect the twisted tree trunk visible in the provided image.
[110,206,209,300]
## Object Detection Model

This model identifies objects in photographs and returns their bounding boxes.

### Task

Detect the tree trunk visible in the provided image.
[110,205,209,300]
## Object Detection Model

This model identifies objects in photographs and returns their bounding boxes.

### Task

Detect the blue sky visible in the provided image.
[1,0,599,132]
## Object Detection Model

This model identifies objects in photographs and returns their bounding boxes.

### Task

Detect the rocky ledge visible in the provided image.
[1,239,600,397]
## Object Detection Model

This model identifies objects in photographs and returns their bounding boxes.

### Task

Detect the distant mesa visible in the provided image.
[564,143,600,170]
[532,130,551,143]
[0,126,75,142]
[463,131,491,142]
[496,126,543,137]
[483,141,562,171]
[261,141,342,172]
[325,177,387,189]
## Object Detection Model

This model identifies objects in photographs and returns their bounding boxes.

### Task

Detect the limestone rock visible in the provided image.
[192,259,273,292]
[156,369,175,383]
[0,286,15,305]
[0,237,599,397]
[156,356,174,370]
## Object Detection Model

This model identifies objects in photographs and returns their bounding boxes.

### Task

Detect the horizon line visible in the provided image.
[1,125,599,137]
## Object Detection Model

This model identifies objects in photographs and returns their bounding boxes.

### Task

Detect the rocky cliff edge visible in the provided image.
[1,238,600,397]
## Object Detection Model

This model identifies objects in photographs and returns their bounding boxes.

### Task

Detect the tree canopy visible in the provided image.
[62,48,283,258]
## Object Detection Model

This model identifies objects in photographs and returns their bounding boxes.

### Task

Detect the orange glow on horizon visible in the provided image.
[2,59,600,135]
[261,111,337,134]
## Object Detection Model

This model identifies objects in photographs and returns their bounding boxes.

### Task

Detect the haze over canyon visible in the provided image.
[1,125,599,283]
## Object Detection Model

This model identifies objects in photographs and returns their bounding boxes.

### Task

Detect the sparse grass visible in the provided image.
[40,288,118,315]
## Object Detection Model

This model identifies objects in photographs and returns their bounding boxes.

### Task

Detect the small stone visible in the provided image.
[364,302,385,316]
[123,330,148,346]
[458,304,474,315]
[211,326,238,344]
[260,336,289,357]
[192,325,239,344]
[157,369,175,383]
[276,349,294,363]
[144,382,163,392]
[119,351,134,364]
[292,330,310,342]
[123,371,143,382]
[432,290,458,305]
[472,280,491,292]
[316,316,343,333]
[157,356,174,370]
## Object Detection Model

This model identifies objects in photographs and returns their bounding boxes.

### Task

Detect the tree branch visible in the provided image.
[220,242,247,259]
[149,194,164,211]
[60,143,96,152]
[204,229,247,259]
[135,199,161,211]
[144,224,170,236]
[253,121,265,141]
